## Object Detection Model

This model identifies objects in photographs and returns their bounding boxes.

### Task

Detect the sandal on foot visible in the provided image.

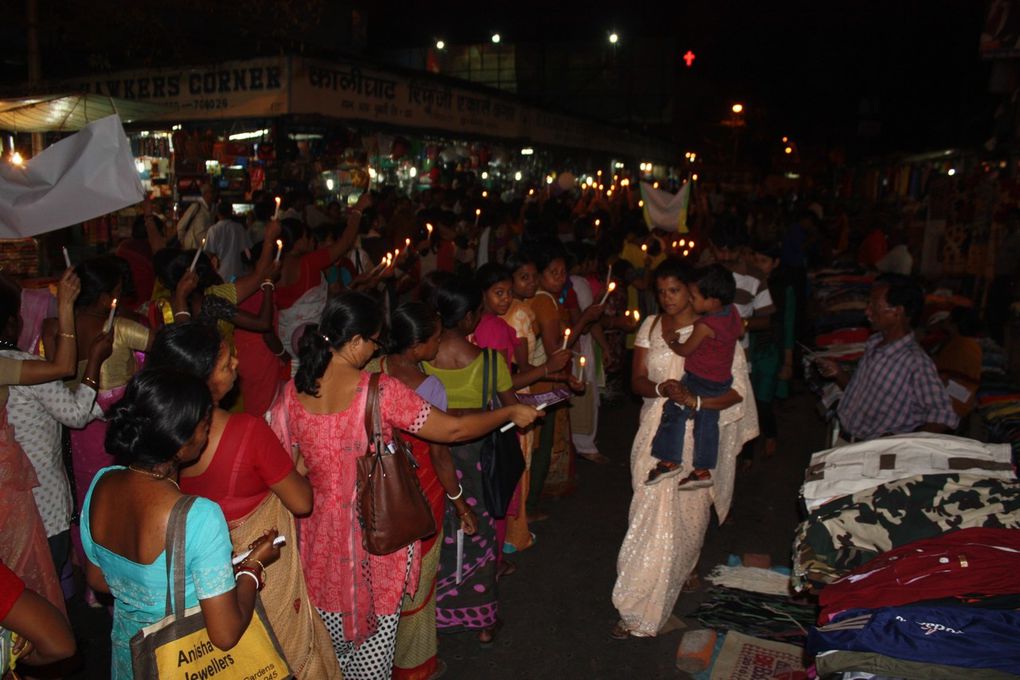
[645,462,684,486]
[677,470,713,490]
[478,620,503,647]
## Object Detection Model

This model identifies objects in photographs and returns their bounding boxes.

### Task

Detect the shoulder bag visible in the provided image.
[357,373,436,555]
[479,349,527,519]
[129,496,292,679]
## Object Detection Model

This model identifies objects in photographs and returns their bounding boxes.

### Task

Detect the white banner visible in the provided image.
[640,181,689,233]
[0,114,144,239]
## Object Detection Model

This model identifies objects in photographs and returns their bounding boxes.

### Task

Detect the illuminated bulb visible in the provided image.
[609,32,619,45]
[491,33,501,44]
[515,171,523,181]
[436,40,446,50]
[409,166,417,178]
[947,168,956,176]
[481,171,489,179]
[594,219,601,227]
[326,178,335,191]
[482,190,488,198]
[692,173,699,181]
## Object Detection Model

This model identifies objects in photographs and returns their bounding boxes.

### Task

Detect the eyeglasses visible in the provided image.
[364,336,381,348]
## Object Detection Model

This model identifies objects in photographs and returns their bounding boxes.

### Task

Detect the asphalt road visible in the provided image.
[64,389,825,679]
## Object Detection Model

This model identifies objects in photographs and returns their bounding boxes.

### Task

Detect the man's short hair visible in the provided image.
[877,273,924,327]
[694,264,736,305]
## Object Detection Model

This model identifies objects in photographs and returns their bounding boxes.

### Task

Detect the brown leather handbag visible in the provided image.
[356,373,436,555]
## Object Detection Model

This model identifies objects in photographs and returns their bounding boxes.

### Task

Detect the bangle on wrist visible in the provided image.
[260,279,275,291]
[81,376,98,389]
[173,311,191,318]
[58,331,76,339]
[695,395,702,411]
[234,569,263,591]
[446,484,464,501]
[655,381,666,397]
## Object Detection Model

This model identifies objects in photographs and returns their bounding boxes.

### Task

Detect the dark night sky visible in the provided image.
[367,0,994,156]
[0,0,996,157]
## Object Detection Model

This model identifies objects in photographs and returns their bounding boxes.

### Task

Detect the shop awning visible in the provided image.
[0,94,171,132]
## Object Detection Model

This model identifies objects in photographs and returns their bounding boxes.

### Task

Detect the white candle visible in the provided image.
[599,281,616,305]
[188,238,206,271]
[455,528,464,584]
[405,238,411,248]
[474,208,481,227]
[274,239,283,262]
[426,223,433,237]
[633,310,641,323]
[62,246,71,268]
[274,196,281,219]
[103,298,118,333]
[561,327,571,350]
[575,355,587,381]
[500,401,548,433]
[641,244,648,254]
[393,248,400,260]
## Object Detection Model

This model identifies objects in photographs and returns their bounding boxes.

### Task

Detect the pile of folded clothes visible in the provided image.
[977,337,1020,466]
[808,268,874,337]
[792,433,1020,678]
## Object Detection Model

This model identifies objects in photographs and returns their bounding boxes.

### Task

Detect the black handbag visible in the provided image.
[478,349,526,519]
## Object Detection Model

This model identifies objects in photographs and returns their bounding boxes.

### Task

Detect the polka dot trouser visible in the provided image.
[316,609,400,680]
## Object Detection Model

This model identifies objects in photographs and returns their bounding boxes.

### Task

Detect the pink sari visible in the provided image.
[0,409,65,616]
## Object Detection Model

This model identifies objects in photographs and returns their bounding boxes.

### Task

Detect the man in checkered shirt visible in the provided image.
[815,274,958,441]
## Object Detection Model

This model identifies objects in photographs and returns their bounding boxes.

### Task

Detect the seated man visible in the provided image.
[816,273,958,441]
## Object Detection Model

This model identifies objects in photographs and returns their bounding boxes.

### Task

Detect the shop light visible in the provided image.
[326,178,335,191]
[514,171,523,181]
[409,167,417,178]
[784,146,793,155]
[613,162,624,169]
[520,147,534,156]
[609,32,619,45]
[172,124,182,131]
[482,190,488,198]
[481,171,489,179]
[368,167,378,179]
[436,40,446,50]
[228,128,269,141]
[731,103,744,114]
[546,175,554,184]
[947,168,956,176]
[691,173,699,181]
[491,33,501,44]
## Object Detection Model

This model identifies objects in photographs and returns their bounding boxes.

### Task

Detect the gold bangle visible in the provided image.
[81,376,98,389]
[242,558,266,574]
[58,332,75,339]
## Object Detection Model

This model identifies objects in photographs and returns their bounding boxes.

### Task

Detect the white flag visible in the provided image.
[640,181,689,233]
[0,114,144,239]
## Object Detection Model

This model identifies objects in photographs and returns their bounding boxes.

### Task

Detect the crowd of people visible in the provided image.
[0,172,978,678]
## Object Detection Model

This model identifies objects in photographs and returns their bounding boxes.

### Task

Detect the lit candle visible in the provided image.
[482,190,488,198]
[561,327,571,351]
[594,218,601,227]
[274,239,283,262]
[672,241,678,248]
[575,355,587,381]
[393,248,400,261]
[426,223,434,237]
[641,244,648,254]
[683,249,690,257]
[528,188,535,196]
[62,246,71,268]
[688,240,695,248]
[474,208,481,227]
[405,238,411,248]
[679,239,686,247]
[633,310,641,323]
[189,238,206,271]
[624,310,632,318]
[606,263,612,289]
[274,196,281,219]
[103,298,118,333]
[599,281,616,305]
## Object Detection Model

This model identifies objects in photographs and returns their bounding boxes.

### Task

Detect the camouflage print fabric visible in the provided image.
[792,473,1020,590]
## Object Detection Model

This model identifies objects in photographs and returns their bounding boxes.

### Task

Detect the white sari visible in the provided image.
[611,316,758,636]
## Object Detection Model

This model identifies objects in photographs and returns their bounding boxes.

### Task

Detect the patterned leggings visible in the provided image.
[316,609,401,680]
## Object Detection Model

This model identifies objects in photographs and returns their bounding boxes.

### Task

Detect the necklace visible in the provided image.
[127,465,181,491]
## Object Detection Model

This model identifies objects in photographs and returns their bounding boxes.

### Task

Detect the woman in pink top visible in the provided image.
[269,292,541,679]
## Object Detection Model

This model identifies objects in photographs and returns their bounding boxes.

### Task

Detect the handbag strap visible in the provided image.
[163,495,199,618]
[481,349,490,410]
[363,373,383,453]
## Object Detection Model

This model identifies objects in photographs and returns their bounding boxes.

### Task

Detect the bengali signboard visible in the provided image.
[51,58,288,121]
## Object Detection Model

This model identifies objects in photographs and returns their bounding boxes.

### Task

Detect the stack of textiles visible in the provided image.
[977,337,1020,465]
[808,269,874,336]
[793,434,1020,678]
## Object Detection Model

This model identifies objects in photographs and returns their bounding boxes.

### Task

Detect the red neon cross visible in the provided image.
[683,50,696,67]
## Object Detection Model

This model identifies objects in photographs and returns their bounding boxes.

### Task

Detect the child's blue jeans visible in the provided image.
[651,372,732,470]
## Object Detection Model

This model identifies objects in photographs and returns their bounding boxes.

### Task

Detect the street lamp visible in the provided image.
[609,32,619,45]
[491,33,501,44]
[731,103,744,114]
[435,40,445,50]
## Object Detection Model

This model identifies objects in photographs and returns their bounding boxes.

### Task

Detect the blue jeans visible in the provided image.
[651,372,732,470]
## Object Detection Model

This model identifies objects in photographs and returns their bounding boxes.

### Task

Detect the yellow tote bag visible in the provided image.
[130,496,292,680]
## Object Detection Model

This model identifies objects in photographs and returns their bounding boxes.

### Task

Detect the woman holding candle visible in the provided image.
[525,238,606,516]
[40,256,153,605]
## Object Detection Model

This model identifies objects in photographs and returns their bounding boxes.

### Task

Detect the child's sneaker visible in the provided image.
[644,462,684,486]
[677,469,713,490]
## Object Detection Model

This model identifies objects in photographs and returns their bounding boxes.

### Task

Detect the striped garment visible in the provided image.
[837,333,958,440]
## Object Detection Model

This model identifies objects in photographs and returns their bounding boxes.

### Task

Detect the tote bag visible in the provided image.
[129,496,292,680]
[479,349,526,519]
